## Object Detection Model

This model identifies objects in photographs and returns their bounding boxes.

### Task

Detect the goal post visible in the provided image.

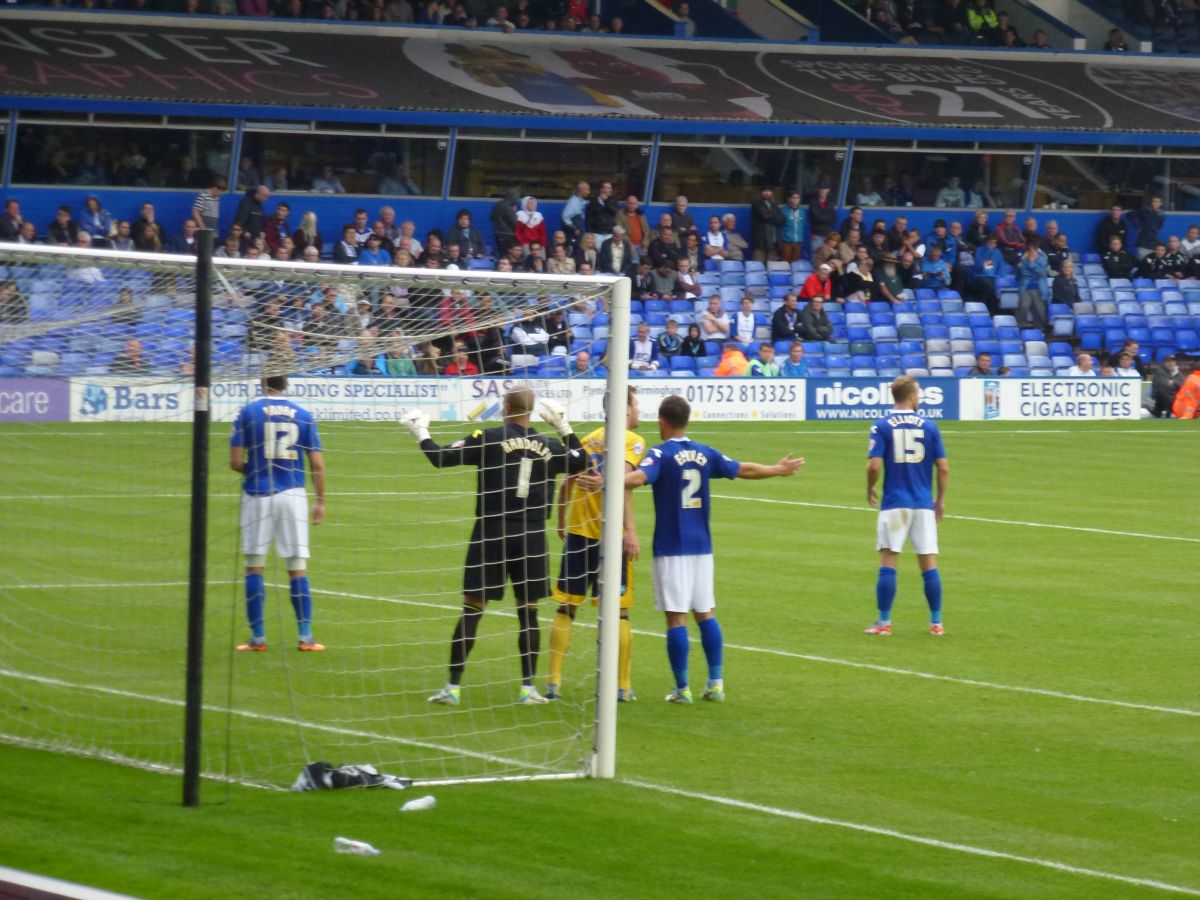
[593,276,631,780]
[0,240,632,794]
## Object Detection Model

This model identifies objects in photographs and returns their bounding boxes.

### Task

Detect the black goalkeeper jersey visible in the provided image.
[420,423,586,526]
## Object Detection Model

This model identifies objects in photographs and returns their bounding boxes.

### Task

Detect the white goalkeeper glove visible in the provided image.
[400,409,431,443]
[537,398,573,437]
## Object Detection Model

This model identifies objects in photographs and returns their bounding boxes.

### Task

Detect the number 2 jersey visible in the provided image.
[868,410,946,511]
[421,423,586,526]
[230,397,321,496]
[638,437,741,558]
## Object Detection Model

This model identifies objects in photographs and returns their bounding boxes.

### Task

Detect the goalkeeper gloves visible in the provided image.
[400,409,431,443]
[537,398,573,437]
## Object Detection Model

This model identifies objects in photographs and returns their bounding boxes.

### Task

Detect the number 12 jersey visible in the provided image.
[231,398,321,496]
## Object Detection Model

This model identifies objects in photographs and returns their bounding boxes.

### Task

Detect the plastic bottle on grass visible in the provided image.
[401,795,437,812]
[334,837,380,856]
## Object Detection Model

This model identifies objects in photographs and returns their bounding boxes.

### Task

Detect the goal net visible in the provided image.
[0,241,630,790]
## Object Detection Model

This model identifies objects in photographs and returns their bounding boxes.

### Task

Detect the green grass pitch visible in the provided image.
[0,419,1196,899]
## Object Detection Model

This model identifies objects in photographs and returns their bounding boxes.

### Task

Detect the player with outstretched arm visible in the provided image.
[230,374,327,652]
[546,386,644,703]
[625,395,804,704]
[401,388,588,706]
[865,375,949,636]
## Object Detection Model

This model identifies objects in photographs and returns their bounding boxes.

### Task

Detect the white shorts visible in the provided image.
[652,554,715,614]
[240,488,309,560]
[876,508,938,555]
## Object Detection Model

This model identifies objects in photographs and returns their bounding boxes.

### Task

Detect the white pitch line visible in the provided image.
[712,494,1200,544]
[688,428,1191,436]
[712,639,1200,718]
[623,780,1200,897]
[0,669,565,774]
[3,582,1194,719]
[0,489,468,504]
[0,490,469,501]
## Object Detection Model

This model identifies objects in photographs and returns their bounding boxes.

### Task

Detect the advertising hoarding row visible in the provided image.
[0,377,1144,424]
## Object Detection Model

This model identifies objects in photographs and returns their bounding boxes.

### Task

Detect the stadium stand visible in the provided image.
[4,193,1199,380]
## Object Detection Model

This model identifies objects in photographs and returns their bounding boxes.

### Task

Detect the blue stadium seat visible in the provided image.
[924,325,949,340]
[670,355,697,371]
[720,260,745,273]
[871,325,898,342]
[720,287,743,307]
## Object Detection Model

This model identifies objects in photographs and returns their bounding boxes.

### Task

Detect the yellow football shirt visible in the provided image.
[565,427,646,541]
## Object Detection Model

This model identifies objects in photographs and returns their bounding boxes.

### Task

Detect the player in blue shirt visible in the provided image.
[626,395,804,703]
[865,375,949,636]
[230,375,326,651]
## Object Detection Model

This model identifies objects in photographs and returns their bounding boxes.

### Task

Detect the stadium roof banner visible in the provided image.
[2,11,1200,133]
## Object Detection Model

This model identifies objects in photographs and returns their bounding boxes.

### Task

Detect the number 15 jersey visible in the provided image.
[231,398,321,496]
[868,410,946,511]
[638,437,741,558]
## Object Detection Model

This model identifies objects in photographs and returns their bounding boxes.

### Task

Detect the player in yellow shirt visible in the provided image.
[546,387,644,702]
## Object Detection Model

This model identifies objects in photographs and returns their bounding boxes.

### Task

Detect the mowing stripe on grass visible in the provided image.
[306,586,1200,719]
[713,494,1200,544]
[0,669,577,775]
[6,674,1195,896]
[0,488,1191,544]
[4,581,1195,718]
[623,779,1200,897]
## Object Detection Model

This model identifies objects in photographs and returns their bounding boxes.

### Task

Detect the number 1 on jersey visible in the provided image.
[680,469,702,508]
[892,430,925,464]
[516,457,534,499]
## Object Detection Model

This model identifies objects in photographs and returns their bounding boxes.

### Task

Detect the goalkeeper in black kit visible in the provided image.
[401,387,588,706]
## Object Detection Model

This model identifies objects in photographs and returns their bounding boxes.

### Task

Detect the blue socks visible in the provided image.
[876,567,897,624]
[245,573,265,640]
[666,626,690,690]
[923,568,943,625]
[667,619,724,689]
[290,576,313,640]
[697,617,723,682]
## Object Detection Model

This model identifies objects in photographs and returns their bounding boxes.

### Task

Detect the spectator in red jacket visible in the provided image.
[515,196,546,251]
[799,263,837,303]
